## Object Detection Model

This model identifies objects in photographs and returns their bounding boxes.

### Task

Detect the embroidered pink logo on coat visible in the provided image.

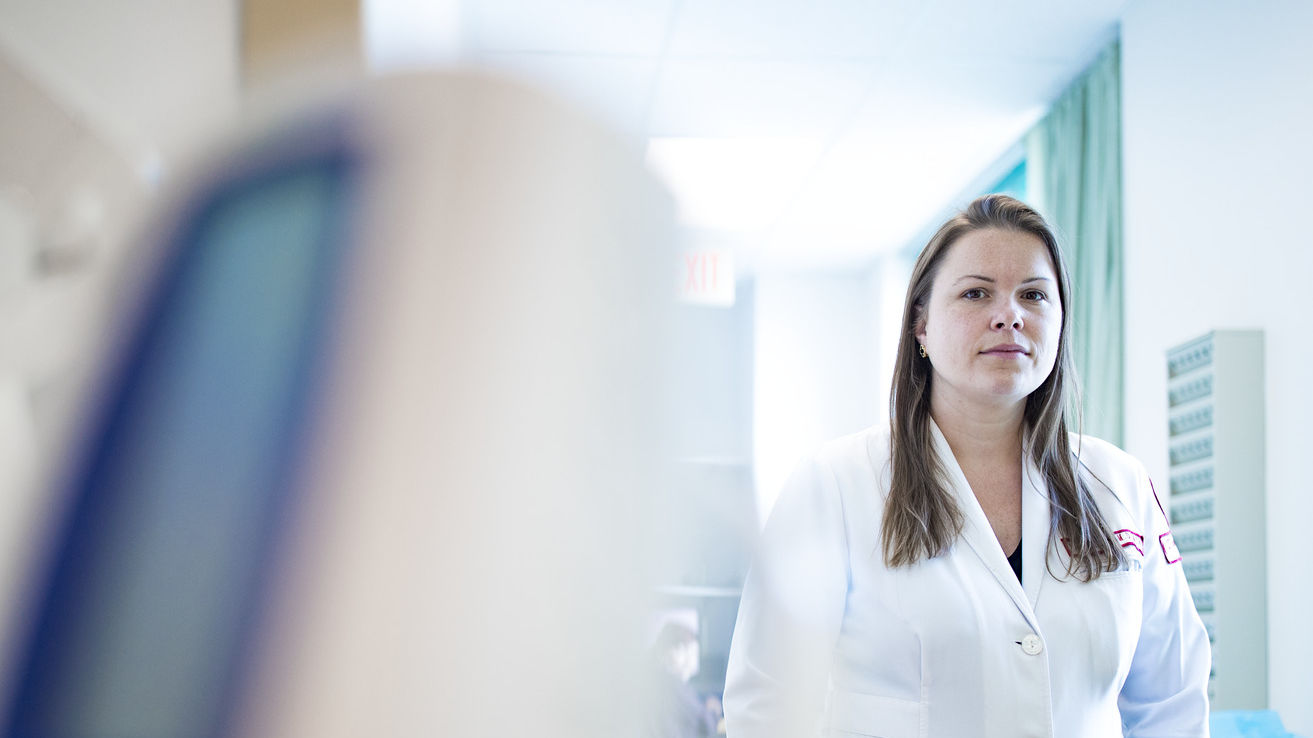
[1114,529,1145,556]
[1148,477,1183,565]
[1160,532,1182,564]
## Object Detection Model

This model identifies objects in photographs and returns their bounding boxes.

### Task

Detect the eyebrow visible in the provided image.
[953,275,1053,284]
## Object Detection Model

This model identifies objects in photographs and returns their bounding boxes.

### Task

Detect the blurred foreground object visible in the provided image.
[2,70,674,738]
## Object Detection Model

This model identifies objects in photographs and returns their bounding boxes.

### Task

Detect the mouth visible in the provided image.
[981,344,1029,356]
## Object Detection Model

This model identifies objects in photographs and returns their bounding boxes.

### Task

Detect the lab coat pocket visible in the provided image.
[1103,553,1145,577]
[1087,563,1146,682]
[827,689,921,738]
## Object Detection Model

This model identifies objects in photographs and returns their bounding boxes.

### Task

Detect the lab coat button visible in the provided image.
[1021,634,1043,655]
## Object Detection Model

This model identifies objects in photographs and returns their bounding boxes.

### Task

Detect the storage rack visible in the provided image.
[1164,330,1267,709]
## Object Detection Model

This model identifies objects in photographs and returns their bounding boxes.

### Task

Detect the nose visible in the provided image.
[992,302,1024,331]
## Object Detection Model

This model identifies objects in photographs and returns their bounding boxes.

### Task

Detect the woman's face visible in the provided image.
[915,227,1062,412]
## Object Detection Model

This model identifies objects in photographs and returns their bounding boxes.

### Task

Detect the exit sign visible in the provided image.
[676,249,734,307]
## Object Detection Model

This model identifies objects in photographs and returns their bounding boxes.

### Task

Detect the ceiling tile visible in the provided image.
[847,56,1070,127]
[668,0,923,59]
[474,52,659,137]
[912,0,1128,61]
[776,107,1043,252]
[648,58,878,137]
[464,0,678,56]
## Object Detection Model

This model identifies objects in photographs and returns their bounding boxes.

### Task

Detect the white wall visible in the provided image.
[871,253,912,414]
[0,0,238,161]
[752,265,896,524]
[1121,2,1313,732]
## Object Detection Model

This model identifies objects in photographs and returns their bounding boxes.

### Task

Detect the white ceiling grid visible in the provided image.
[456,0,1128,269]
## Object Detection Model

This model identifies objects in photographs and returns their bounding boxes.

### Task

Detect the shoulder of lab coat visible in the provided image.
[723,427,883,738]
[1071,433,1213,737]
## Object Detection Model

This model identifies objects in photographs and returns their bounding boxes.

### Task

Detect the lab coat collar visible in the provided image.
[1020,441,1050,610]
[928,419,1046,632]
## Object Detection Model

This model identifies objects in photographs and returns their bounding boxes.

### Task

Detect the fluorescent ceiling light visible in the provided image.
[645,137,823,232]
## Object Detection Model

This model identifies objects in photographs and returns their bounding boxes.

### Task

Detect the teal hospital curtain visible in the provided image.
[1026,41,1123,446]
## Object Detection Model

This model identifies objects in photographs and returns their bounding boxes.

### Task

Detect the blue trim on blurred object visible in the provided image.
[3,112,362,738]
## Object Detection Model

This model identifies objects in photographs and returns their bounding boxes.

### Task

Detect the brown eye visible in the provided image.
[962,288,986,300]
[1022,290,1047,302]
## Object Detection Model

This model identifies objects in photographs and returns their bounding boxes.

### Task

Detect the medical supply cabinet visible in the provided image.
[1165,330,1266,709]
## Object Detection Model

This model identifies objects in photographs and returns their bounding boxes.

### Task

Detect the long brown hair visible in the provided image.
[882,194,1125,581]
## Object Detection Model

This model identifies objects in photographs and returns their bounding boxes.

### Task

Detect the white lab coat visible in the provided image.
[723,422,1210,738]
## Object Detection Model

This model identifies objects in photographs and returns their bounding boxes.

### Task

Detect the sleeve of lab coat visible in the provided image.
[723,456,850,738]
[1118,466,1212,737]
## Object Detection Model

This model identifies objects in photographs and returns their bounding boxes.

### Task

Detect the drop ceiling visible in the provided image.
[380,0,1132,271]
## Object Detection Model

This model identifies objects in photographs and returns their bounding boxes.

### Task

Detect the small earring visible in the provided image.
[919,344,928,358]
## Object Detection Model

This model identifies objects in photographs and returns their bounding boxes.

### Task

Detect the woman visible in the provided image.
[723,195,1210,737]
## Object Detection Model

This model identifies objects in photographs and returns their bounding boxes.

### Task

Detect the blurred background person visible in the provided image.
[648,621,718,738]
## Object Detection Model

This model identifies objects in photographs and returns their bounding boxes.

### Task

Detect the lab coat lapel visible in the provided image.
[1020,446,1049,608]
[929,420,1041,632]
